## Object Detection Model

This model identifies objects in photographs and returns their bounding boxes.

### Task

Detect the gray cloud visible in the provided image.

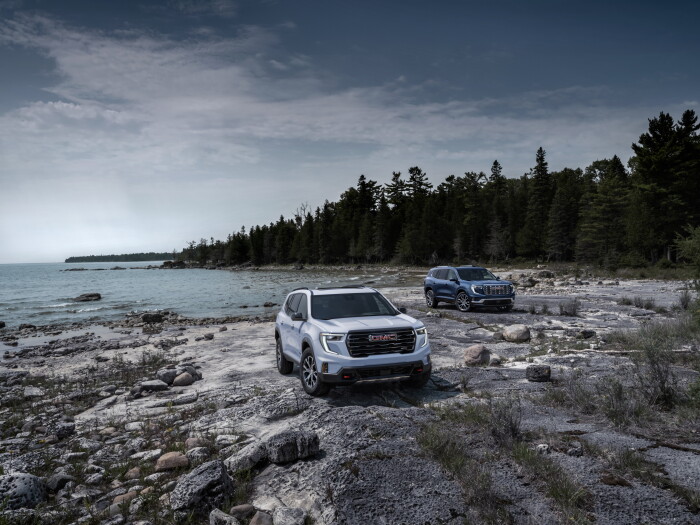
[0,14,676,262]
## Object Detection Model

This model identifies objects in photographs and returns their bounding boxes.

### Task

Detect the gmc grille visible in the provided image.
[483,284,510,295]
[346,328,416,357]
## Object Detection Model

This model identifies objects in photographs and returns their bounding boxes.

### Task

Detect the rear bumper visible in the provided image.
[320,361,431,385]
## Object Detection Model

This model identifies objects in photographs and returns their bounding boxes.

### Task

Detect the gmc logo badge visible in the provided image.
[369,333,397,342]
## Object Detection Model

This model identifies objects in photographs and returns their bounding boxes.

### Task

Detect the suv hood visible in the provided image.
[315,315,419,332]
[463,279,511,285]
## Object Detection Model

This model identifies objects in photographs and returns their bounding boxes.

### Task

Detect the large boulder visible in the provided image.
[156,367,178,385]
[265,430,319,464]
[170,460,234,512]
[73,293,101,302]
[503,324,531,343]
[0,473,48,509]
[156,451,190,472]
[463,344,490,366]
[173,372,195,386]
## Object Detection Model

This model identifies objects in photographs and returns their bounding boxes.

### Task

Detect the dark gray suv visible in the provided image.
[424,266,515,312]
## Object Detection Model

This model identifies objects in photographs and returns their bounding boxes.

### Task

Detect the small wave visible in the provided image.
[45,303,73,308]
[77,307,107,313]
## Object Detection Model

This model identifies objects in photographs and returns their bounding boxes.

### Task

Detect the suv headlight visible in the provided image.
[320,333,343,354]
[471,285,484,295]
[415,326,429,348]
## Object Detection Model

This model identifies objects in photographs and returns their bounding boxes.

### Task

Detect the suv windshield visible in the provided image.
[311,292,398,320]
[457,268,496,281]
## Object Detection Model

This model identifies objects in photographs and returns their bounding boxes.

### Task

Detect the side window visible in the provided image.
[297,294,309,319]
[285,293,302,315]
[448,269,458,281]
[436,269,448,280]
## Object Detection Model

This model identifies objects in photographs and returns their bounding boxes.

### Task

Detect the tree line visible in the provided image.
[178,110,700,269]
[65,252,174,263]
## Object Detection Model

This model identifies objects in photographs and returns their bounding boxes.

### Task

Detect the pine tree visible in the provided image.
[518,148,552,258]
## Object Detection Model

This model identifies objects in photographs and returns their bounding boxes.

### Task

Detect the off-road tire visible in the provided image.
[425,289,438,308]
[456,291,471,312]
[276,338,294,375]
[300,348,331,396]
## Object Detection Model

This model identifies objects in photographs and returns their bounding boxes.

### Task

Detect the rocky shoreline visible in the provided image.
[0,272,699,524]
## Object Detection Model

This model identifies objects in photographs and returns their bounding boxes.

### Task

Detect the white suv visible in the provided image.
[274,286,431,396]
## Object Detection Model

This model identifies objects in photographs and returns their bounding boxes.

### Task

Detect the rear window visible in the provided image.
[311,292,398,320]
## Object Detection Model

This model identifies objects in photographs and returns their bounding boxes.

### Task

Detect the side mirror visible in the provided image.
[496,276,501,280]
[398,307,407,314]
[291,312,304,321]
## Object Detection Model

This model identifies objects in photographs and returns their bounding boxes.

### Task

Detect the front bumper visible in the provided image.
[470,296,515,306]
[320,361,431,385]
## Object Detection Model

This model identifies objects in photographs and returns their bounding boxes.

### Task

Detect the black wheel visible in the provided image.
[406,371,431,389]
[425,289,438,308]
[456,291,471,312]
[300,348,330,396]
[276,338,293,375]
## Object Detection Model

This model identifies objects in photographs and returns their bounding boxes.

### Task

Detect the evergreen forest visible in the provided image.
[178,110,700,269]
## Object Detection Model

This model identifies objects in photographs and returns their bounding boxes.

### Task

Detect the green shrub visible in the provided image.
[559,298,579,316]
[488,395,522,446]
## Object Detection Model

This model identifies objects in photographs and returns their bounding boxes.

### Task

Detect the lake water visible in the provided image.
[0,262,413,328]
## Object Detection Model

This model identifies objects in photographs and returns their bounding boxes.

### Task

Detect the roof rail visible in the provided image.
[315,284,368,290]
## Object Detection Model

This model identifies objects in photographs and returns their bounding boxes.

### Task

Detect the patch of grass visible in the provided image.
[633,296,656,310]
[489,395,522,447]
[512,443,592,523]
[595,377,647,427]
[603,448,700,513]
[417,425,511,524]
[562,370,598,415]
[618,296,634,306]
[541,370,647,428]
[559,298,580,317]
[678,289,693,310]
[432,402,490,427]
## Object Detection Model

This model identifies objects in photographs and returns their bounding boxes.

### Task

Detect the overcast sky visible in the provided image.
[1,0,698,263]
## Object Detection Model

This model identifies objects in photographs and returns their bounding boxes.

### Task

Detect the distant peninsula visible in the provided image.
[65,252,174,263]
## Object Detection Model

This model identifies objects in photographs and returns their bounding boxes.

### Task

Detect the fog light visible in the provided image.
[322,362,328,373]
